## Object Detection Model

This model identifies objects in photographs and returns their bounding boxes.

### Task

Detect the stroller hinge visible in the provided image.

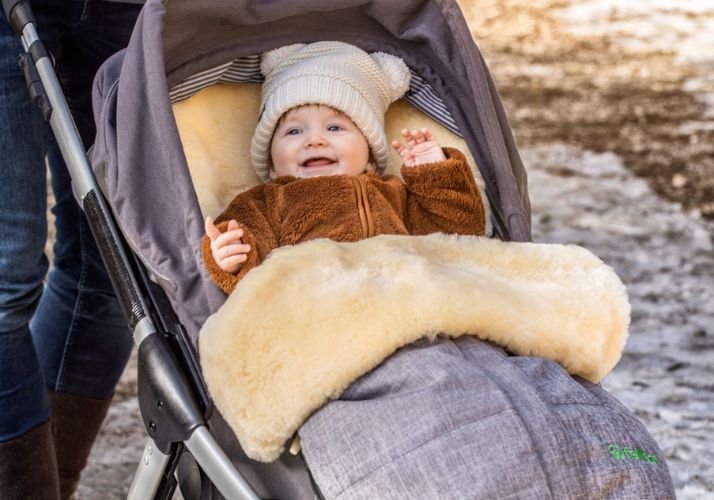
[137,333,205,451]
[19,47,52,121]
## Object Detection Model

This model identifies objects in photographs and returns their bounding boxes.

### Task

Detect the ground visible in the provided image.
[463,0,714,218]
[74,1,714,497]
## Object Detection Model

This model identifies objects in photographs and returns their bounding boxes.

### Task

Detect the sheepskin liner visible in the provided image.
[199,233,630,462]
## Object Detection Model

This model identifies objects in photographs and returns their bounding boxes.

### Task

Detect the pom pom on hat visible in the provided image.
[251,41,411,180]
[260,43,305,76]
[371,52,411,102]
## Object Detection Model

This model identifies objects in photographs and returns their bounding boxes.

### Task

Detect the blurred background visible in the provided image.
[49,0,711,497]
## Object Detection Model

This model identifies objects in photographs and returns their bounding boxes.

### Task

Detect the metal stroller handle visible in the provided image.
[18,16,151,329]
[9,8,262,499]
[2,0,33,34]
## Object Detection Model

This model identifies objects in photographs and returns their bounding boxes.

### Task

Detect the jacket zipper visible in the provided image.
[351,177,375,238]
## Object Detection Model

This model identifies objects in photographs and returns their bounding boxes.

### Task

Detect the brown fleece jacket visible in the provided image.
[202,147,485,294]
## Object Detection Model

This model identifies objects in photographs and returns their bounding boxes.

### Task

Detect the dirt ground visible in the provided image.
[74,0,713,497]
[462,0,714,218]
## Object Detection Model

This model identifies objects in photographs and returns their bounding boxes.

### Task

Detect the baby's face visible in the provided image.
[269,105,373,179]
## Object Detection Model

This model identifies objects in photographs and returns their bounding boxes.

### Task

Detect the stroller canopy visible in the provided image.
[91,0,531,343]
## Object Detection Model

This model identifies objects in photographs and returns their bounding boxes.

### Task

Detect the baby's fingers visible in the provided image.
[421,128,435,142]
[223,254,248,266]
[401,128,419,147]
[220,254,248,273]
[410,128,427,144]
[205,217,221,240]
[392,140,411,156]
[214,228,244,248]
[392,140,415,167]
[217,243,251,259]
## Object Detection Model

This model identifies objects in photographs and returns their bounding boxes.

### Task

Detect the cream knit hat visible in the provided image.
[250,41,411,180]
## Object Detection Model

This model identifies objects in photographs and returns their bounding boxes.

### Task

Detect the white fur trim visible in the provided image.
[199,234,630,462]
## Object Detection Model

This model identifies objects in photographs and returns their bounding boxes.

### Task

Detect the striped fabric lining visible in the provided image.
[168,56,462,137]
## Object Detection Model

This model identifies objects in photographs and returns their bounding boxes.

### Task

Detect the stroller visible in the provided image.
[5,0,676,497]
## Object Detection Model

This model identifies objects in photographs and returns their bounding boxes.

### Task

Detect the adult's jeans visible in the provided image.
[0,0,140,441]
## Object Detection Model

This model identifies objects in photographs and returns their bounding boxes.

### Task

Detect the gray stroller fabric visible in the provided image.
[90,0,531,347]
[300,337,675,499]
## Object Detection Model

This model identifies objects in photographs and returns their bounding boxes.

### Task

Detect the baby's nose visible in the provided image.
[305,134,327,147]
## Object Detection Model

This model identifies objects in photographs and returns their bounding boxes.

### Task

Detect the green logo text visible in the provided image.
[607,444,658,463]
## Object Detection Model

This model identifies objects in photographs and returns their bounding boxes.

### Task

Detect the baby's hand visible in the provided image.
[391,128,446,167]
[205,217,251,274]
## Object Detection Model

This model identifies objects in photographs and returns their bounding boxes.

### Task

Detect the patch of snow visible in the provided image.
[555,2,714,65]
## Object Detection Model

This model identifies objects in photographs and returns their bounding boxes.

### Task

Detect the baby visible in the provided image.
[203,42,486,294]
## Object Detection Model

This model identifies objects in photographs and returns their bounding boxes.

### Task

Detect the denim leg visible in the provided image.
[53,0,141,147]
[31,147,133,398]
[1,0,139,440]
[30,0,140,398]
[0,17,53,441]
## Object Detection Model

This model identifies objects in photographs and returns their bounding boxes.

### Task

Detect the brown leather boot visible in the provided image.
[0,420,60,500]
[48,390,112,500]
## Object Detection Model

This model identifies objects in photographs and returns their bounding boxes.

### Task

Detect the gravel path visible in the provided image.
[76,1,714,497]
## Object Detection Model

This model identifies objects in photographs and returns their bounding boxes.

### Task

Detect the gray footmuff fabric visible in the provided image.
[299,337,674,499]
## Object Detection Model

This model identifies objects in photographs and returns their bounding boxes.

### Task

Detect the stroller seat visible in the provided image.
[83,0,675,497]
[168,59,671,500]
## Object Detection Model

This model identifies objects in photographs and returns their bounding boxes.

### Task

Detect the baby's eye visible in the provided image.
[327,124,342,132]
[286,128,301,135]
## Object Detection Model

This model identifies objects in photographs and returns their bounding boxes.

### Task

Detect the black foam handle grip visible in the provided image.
[83,189,147,330]
[2,0,34,35]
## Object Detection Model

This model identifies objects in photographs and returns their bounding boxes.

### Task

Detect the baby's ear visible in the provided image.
[261,44,306,77]
[370,52,411,102]
[364,155,377,173]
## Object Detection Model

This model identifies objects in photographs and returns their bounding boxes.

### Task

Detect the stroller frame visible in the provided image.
[2,1,259,498]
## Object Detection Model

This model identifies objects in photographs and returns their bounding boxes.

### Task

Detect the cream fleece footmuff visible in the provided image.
[198,234,630,462]
[172,82,491,233]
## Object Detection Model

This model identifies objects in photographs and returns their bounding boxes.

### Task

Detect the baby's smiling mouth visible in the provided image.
[301,156,336,168]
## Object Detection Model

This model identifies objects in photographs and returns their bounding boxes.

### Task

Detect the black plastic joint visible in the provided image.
[28,39,48,62]
[138,333,205,451]
[19,51,51,121]
[2,0,34,35]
